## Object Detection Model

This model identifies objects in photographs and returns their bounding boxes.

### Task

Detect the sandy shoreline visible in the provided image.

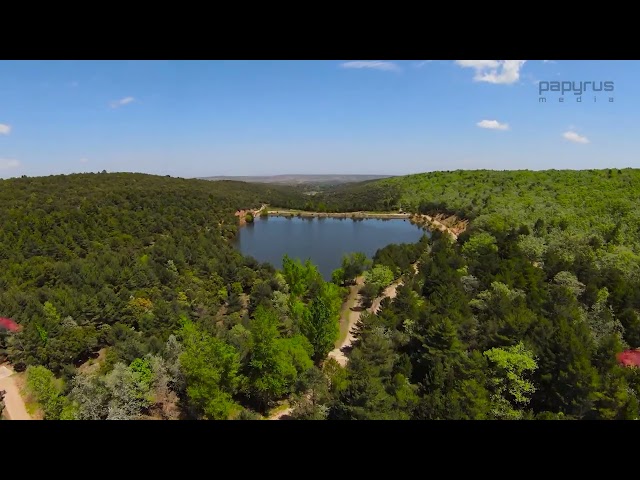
[267,209,411,220]
[264,209,465,239]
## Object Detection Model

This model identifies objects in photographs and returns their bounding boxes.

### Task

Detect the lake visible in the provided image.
[236,216,428,279]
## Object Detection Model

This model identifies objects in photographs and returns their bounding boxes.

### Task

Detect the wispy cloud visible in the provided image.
[79,158,89,164]
[563,130,589,144]
[455,60,526,84]
[542,60,557,64]
[457,60,500,69]
[0,158,20,169]
[477,119,509,131]
[340,61,400,72]
[0,123,11,135]
[110,96,135,109]
[413,60,432,68]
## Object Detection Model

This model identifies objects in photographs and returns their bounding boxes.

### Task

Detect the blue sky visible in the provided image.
[0,60,635,178]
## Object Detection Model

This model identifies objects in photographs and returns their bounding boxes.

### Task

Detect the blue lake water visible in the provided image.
[236,216,428,279]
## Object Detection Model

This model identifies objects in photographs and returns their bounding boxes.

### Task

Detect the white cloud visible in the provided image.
[110,96,135,108]
[455,60,526,84]
[340,61,400,72]
[563,130,589,144]
[0,158,20,169]
[477,119,509,130]
[414,60,432,68]
[0,123,11,135]
[542,60,557,64]
[80,158,89,163]
[457,60,501,69]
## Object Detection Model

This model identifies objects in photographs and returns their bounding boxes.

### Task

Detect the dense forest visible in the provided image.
[2,169,640,420]
[0,173,327,419]
[302,227,640,420]
[311,169,640,252]
[290,169,640,419]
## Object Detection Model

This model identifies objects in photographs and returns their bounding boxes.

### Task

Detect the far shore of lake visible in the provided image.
[264,209,466,239]
[266,209,411,220]
[236,205,467,239]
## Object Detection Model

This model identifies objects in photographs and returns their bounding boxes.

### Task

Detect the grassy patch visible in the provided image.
[13,372,43,419]
[265,400,291,419]
[335,284,360,347]
[25,400,40,416]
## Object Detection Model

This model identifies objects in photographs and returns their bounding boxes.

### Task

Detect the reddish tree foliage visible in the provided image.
[0,317,20,332]
[617,350,640,367]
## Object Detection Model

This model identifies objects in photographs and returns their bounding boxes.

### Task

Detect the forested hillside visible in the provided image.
[313,169,640,271]
[0,173,332,419]
[3,169,640,420]
[302,226,640,420]
[283,169,640,420]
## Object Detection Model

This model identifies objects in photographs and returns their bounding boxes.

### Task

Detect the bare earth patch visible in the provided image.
[267,401,293,420]
[0,364,35,420]
[77,347,108,376]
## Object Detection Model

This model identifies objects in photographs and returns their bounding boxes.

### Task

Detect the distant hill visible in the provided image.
[201,174,393,186]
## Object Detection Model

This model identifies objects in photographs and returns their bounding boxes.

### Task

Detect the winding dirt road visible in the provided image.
[0,364,31,420]
[327,272,410,367]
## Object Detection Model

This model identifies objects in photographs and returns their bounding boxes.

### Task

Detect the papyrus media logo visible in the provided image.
[538,80,614,103]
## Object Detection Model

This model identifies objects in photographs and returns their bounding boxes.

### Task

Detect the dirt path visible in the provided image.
[328,273,408,367]
[335,277,364,347]
[270,262,421,419]
[0,364,32,420]
[370,280,404,314]
[328,277,367,366]
[327,301,362,366]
